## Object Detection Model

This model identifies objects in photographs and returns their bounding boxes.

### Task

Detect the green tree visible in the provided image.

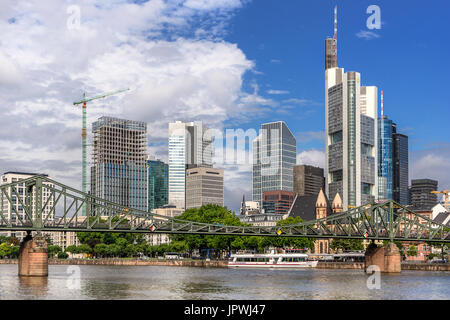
[170,204,244,257]
[57,252,69,259]
[94,243,108,258]
[77,232,103,249]
[106,244,121,258]
[48,245,62,258]
[77,244,93,256]
[0,243,12,258]
[65,245,79,255]
[330,238,364,251]
[10,246,19,258]
[125,244,138,257]
[406,245,418,257]
[0,236,8,244]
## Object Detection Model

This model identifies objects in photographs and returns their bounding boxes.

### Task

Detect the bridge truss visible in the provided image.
[0,176,448,242]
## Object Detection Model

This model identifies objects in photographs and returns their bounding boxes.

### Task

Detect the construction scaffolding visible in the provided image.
[91,116,148,213]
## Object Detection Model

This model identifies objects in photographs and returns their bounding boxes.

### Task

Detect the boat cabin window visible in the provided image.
[236,257,270,262]
[281,257,306,262]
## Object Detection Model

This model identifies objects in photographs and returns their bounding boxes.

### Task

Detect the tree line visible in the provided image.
[7,204,431,260]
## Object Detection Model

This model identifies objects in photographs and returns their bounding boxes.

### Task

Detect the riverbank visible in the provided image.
[1,258,449,271]
[0,258,228,268]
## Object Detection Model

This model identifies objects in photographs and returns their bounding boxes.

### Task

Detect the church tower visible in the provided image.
[314,189,330,254]
[332,193,343,214]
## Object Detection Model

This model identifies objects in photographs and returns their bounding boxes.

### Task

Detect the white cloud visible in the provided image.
[0,50,23,86]
[267,89,289,95]
[0,0,264,193]
[283,98,320,106]
[356,30,380,40]
[410,143,450,190]
[297,149,325,169]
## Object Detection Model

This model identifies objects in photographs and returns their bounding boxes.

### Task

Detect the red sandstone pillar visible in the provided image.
[365,242,385,272]
[18,233,48,277]
[384,242,401,273]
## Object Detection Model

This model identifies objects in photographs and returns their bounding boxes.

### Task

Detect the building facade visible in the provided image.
[293,165,325,196]
[378,116,393,200]
[168,121,213,209]
[90,116,148,212]
[0,172,54,240]
[392,128,409,205]
[409,179,438,210]
[238,213,284,227]
[185,167,224,209]
[252,121,296,205]
[240,198,262,215]
[262,190,295,215]
[325,68,378,209]
[147,157,168,211]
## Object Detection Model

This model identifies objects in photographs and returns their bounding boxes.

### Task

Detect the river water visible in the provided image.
[0,264,448,300]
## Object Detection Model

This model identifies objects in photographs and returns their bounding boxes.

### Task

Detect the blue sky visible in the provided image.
[219,0,450,211]
[223,0,449,150]
[0,0,449,213]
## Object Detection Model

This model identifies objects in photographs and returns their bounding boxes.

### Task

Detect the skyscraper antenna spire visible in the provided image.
[381,90,384,117]
[334,5,337,41]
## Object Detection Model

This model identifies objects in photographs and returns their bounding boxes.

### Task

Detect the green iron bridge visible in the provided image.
[0,175,449,243]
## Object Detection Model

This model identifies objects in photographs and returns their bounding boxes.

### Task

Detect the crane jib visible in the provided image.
[73,88,130,105]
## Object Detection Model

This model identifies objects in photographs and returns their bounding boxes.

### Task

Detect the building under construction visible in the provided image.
[90,116,148,212]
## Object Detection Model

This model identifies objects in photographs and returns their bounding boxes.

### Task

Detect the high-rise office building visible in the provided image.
[168,121,213,209]
[325,8,378,209]
[252,121,297,205]
[185,167,224,209]
[392,125,409,205]
[293,165,325,196]
[325,70,378,208]
[90,116,148,212]
[410,179,438,210]
[147,156,168,211]
[378,115,393,200]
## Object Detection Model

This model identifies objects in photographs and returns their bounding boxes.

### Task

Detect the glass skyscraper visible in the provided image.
[378,116,393,200]
[325,68,378,209]
[147,157,168,211]
[252,121,296,206]
[168,121,212,209]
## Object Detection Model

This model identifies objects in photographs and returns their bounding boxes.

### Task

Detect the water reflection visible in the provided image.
[18,276,48,298]
[82,281,132,300]
[0,265,448,300]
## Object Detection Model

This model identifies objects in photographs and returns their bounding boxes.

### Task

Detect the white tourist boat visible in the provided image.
[228,253,318,268]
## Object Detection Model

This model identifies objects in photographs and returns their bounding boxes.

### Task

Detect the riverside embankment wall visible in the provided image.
[1,259,449,271]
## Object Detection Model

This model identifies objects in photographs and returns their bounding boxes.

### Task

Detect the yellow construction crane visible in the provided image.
[431,190,450,211]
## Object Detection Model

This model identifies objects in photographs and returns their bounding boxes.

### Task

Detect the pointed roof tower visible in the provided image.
[332,193,343,209]
[316,189,327,208]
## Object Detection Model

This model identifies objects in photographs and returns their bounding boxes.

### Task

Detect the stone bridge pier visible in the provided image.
[364,242,401,273]
[18,232,48,277]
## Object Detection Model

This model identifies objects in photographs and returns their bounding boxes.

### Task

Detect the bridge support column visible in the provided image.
[18,232,48,277]
[384,242,401,273]
[364,242,401,273]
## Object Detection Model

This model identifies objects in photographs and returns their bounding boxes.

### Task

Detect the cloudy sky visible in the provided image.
[1,0,449,213]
